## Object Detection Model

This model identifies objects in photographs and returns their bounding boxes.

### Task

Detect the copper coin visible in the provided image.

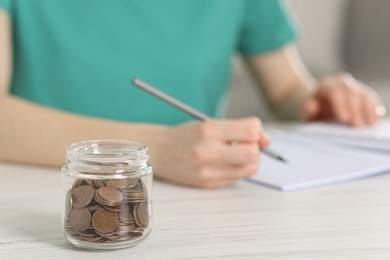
[127,182,143,192]
[122,195,146,203]
[93,180,105,188]
[118,204,134,223]
[115,223,135,233]
[72,179,83,189]
[69,208,91,232]
[104,179,131,189]
[134,202,149,227]
[131,228,145,234]
[127,178,140,188]
[122,182,145,195]
[137,202,150,227]
[92,208,118,234]
[77,228,96,237]
[65,190,73,216]
[97,186,123,206]
[72,185,94,208]
[95,231,117,240]
[84,179,94,186]
[122,182,146,202]
[133,203,140,225]
[103,203,125,213]
[88,204,100,211]
[84,236,103,243]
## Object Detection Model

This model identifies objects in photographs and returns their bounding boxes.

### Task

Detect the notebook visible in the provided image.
[249,131,390,192]
[291,120,390,152]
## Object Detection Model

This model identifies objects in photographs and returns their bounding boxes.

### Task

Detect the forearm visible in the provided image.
[247,45,316,120]
[0,95,170,167]
[269,80,314,121]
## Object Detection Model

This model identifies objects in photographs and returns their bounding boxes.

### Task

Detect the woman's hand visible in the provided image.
[152,117,269,189]
[303,73,386,126]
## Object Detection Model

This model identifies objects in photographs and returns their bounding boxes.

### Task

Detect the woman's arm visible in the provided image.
[0,10,170,168]
[247,45,384,126]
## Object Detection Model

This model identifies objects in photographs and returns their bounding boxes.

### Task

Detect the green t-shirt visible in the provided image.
[0,0,296,125]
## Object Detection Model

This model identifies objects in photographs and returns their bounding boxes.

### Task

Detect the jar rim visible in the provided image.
[67,139,148,158]
[64,140,151,178]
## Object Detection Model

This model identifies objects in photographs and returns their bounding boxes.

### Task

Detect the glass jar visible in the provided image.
[61,140,153,250]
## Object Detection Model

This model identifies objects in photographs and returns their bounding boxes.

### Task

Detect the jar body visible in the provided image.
[61,140,153,250]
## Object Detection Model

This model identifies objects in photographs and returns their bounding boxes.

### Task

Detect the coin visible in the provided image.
[72,179,83,189]
[84,236,103,243]
[93,180,105,188]
[84,179,94,186]
[138,202,150,227]
[104,179,131,189]
[103,203,125,213]
[127,178,140,188]
[118,204,134,223]
[72,185,94,208]
[131,228,145,234]
[77,228,96,237]
[134,202,149,227]
[69,208,91,232]
[115,222,135,233]
[96,186,123,206]
[92,208,118,234]
[65,190,73,217]
[88,204,100,211]
[122,182,146,202]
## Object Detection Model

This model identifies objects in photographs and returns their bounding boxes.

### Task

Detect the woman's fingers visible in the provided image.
[163,117,269,189]
[360,90,377,125]
[302,97,321,121]
[198,117,269,145]
[313,74,383,127]
[328,86,351,124]
[191,141,260,167]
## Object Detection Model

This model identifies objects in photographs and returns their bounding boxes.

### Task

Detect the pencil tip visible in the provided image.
[278,157,288,164]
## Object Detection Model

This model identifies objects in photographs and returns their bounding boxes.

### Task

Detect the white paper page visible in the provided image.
[249,131,390,192]
[292,120,390,152]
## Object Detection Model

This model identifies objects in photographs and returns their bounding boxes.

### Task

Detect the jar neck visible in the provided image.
[64,140,150,176]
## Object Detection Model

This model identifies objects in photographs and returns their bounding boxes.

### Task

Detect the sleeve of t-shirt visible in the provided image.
[238,0,298,56]
[0,0,11,14]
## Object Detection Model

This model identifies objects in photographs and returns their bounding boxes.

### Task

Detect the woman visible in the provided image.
[0,0,384,188]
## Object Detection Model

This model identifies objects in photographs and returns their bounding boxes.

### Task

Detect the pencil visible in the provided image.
[132,78,287,163]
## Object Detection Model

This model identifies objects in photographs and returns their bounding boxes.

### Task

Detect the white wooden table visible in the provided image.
[1,162,390,259]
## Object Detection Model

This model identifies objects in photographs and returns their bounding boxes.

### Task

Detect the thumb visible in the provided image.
[302,97,320,121]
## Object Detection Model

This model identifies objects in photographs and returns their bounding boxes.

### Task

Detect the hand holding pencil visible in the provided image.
[131,78,283,189]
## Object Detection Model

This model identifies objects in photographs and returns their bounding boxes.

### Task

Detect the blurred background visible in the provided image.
[226,0,390,121]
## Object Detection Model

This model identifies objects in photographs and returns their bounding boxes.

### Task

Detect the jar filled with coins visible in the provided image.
[61,140,152,250]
